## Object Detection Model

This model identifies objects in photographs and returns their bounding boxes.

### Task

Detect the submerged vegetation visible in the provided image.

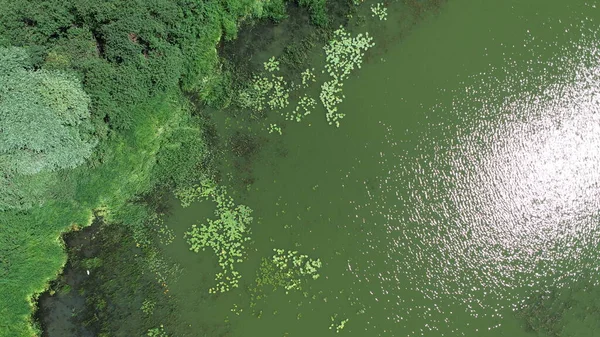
[36,220,178,337]
[518,279,600,337]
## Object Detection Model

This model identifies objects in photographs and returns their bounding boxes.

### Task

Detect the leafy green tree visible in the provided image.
[0,47,96,176]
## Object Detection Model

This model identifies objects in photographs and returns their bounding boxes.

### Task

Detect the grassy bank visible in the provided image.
[0,93,199,336]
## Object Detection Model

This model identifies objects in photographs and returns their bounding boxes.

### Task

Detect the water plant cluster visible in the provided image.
[329,314,349,333]
[184,186,253,293]
[320,27,375,127]
[239,74,291,112]
[286,95,318,122]
[239,30,375,129]
[370,3,388,21]
[237,58,320,132]
[237,56,291,112]
[268,123,283,135]
[301,68,317,88]
[256,249,322,294]
[264,56,281,72]
[147,325,169,337]
[240,38,375,129]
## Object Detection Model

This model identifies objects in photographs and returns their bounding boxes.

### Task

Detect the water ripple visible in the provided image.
[347,19,600,336]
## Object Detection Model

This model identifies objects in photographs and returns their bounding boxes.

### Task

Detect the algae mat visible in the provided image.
[163,1,600,336]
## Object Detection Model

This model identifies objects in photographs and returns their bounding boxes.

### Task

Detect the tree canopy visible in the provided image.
[0,47,96,176]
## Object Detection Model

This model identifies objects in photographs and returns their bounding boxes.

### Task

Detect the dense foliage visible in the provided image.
[0,47,96,210]
[0,0,266,131]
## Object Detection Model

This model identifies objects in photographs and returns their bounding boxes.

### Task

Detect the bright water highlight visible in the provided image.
[164,1,600,336]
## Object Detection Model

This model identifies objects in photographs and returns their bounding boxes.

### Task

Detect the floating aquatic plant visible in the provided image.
[329,314,349,333]
[238,74,290,112]
[267,75,290,110]
[301,68,317,88]
[147,325,168,337]
[323,27,374,82]
[268,123,283,135]
[140,299,156,315]
[370,3,387,21]
[255,249,322,295]
[237,75,271,111]
[230,303,243,315]
[264,56,280,72]
[184,186,253,293]
[286,95,317,122]
[320,27,374,127]
[319,79,345,127]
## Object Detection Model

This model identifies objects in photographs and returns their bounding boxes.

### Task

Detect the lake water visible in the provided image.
[162,1,600,336]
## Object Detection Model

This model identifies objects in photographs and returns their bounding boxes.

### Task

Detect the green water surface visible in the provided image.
[162,1,600,336]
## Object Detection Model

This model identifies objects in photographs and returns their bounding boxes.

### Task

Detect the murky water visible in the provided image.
[163,1,600,336]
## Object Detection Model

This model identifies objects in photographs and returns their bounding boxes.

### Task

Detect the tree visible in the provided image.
[0,46,96,176]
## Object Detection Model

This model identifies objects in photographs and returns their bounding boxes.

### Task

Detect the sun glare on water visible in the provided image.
[345,22,600,336]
